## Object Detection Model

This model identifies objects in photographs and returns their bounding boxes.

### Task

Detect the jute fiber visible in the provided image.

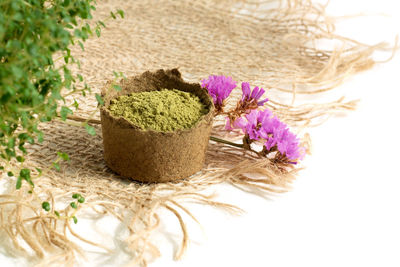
[0,0,393,266]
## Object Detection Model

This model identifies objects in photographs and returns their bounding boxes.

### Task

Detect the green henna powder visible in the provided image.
[109,89,208,132]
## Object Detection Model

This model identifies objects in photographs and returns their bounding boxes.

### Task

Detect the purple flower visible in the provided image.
[233,109,272,140]
[240,82,268,107]
[232,109,305,162]
[201,75,237,109]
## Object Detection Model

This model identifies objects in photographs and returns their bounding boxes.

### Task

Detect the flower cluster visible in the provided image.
[201,75,237,112]
[201,74,305,164]
[240,82,268,108]
[233,109,305,162]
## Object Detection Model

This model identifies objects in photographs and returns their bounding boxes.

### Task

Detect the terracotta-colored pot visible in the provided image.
[100,69,214,183]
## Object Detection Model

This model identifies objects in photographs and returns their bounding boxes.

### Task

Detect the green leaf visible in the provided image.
[20,169,30,179]
[16,177,22,189]
[38,132,44,143]
[10,66,23,79]
[113,84,122,91]
[117,10,125,19]
[18,133,34,144]
[84,124,96,136]
[16,156,25,162]
[42,202,51,212]
[54,211,60,218]
[72,193,80,199]
[70,202,77,209]
[95,93,104,106]
[19,169,34,187]
[72,216,78,224]
[51,90,62,100]
[53,162,60,171]
[74,29,82,38]
[73,100,79,110]
[5,149,16,158]
[60,106,73,121]
[98,21,106,28]
[7,172,14,177]
[84,23,92,35]
[110,11,116,19]
[78,41,85,51]
[57,151,70,161]
[7,138,15,148]
[95,28,100,37]
[18,145,27,154]
[62,0,70,7]
[78,197,85,203]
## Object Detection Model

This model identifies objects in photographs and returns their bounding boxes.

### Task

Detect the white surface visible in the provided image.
[1,0,400,266]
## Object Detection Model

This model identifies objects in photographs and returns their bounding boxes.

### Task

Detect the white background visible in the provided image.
[1,0,400,266]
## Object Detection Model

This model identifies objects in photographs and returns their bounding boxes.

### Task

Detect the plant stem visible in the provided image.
[209,136,260,156]
[209,136,244,149]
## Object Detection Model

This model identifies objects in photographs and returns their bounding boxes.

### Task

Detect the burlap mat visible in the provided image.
[0,0,391,266]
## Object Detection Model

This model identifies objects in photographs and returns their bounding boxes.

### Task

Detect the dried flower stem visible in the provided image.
[209,136,245,150]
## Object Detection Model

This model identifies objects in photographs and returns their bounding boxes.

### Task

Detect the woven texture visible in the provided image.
[0,0,387,266]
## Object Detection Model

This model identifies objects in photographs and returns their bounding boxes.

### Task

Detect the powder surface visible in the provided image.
[109,89,208,132]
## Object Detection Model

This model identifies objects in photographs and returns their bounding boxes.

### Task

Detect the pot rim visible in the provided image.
[100,69,215,136]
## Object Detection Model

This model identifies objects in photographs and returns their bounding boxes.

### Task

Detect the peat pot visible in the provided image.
[100,69,214,183]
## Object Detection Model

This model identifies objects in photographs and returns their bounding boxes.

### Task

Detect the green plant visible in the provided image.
[0,1,123,182]
[0,0,123,213]
[40,192,85,224]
